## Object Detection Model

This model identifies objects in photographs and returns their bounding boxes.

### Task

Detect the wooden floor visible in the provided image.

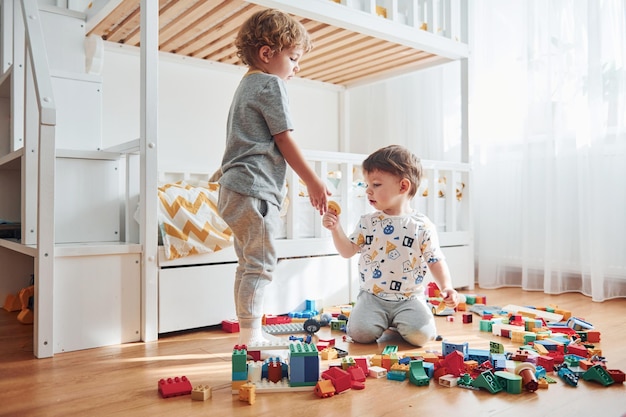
[1,287,625,417]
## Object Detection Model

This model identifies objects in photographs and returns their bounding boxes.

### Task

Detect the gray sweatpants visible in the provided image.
[347,291,437,347]
[218,187,280,330]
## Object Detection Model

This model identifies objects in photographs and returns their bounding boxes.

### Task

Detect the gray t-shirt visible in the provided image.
[219,72,293,207]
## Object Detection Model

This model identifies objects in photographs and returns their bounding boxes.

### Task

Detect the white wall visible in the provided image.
[347,61,462,162]
[100,43,342,173]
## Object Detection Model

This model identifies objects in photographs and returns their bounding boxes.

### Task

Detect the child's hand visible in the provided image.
[322,210,340,231]
[307,179,331,215]
[440,288,460,308]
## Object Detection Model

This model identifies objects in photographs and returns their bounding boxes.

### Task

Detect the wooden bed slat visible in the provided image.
[87,0,462,86]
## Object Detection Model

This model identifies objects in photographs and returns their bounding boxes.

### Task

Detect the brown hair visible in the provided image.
[235,9,313,66]
[362,145,422,198]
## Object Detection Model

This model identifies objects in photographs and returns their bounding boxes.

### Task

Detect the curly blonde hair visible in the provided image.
[235,9,313,66]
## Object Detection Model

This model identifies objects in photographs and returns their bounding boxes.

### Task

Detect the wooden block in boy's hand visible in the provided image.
[328,201,341,215]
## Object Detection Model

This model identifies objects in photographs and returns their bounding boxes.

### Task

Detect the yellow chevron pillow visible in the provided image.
[158,181,233,260]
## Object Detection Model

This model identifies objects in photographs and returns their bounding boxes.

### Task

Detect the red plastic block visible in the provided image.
[608,369,625,383]
[264,314,291,325]
[348,365,367,382]
[585,330,601,343]
[158,376,192,398]
[354,357,369,375]
[566,343,589,358]
[322,367,352,393]
[318,338,336,347]
[221,320,239,333]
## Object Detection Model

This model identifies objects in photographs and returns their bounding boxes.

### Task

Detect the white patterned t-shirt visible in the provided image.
[348,210,445,301]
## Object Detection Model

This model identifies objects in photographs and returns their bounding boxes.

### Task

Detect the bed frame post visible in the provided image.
[139,0,159,343]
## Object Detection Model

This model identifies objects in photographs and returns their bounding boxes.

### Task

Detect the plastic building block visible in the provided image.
[441,350,466,377]
[387,370,406,381]
[472,370,503,394]
[457,373,479,390]
[390,363,410,375]
[502,304,563,322]
[566,316,594,331]
[408,360,430,386]
[158,376,192,398]
[607,369,625,383]
[442,341,469,358]
[191,385,212,401]
[382,345,398,355]
[565,343,589,358]
[439,374,458,387]
[514,362,539,392]
[232,347,248,382]
[333,347,349,358]
[330,319,347,331]
[490,354,507,371]
[489,341,505,354]
[263,314,292,325]
[262,323,307,335]
[582,364,614,386]
[556,364,579,387]
[467,348,490,363]
[368,366,387,378]
[221,319,239,333]
[247,361,263,382]
[318,337,336,346]
[479,320,493,332]
[240,378,313,394]
[266,359,284,383]
[463,313,473,323]
[314,379,336,398]
[321,367,351,393]
[351,380,366,390]
[354,357,369,375]
[321,347,338,360]
[348,365,366,382]
[494,371,522,394]
[289,343,320,387]
[238,382,256,405]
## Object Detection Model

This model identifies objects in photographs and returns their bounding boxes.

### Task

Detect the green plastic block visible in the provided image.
[494,371,523,394]
[480,320,493,332]
[471,370,503,394]
[489,341,505,354]
[382,345,399,355]
[232,348,247,373]
[341,357,356,370]
[289,342,318,357]
[582,365,615,386]
[458,373,474,386]
[408,360,430,387]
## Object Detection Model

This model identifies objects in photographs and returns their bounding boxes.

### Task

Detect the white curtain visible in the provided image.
[472,0,626,301]
[348,0,626,301]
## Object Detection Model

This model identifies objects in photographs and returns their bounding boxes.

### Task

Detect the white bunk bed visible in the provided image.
[154,150,472,333]
[0,0,471,356]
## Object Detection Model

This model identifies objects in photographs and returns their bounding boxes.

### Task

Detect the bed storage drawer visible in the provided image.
[159,263,237,333]
[441,245,475,290]
[264,255,351,315]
